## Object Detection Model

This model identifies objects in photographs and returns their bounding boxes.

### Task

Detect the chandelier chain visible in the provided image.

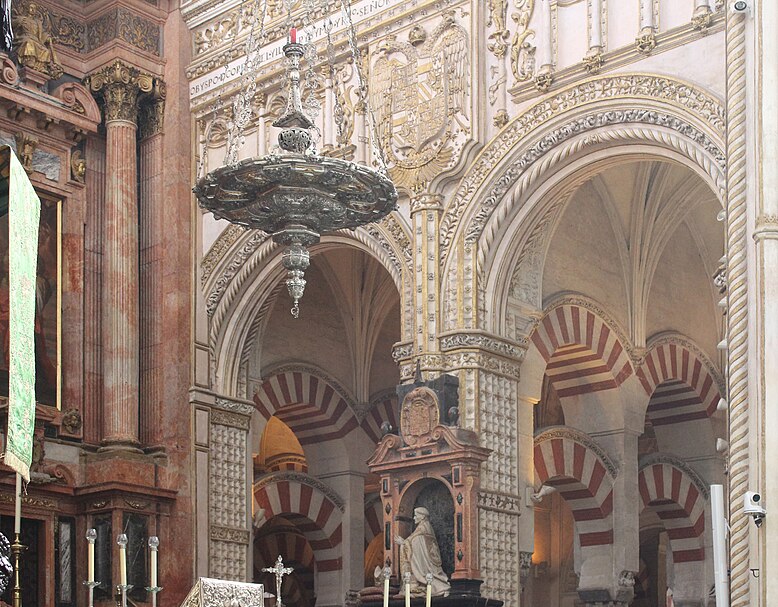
[339,0,389,172]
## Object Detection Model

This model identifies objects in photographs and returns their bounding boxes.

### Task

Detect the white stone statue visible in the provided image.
[394,507,450,597]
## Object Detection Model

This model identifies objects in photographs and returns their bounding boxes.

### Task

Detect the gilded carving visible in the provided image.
[370,14,470,192]
[509,0,536,82]
[487,0,510,58]
[635,30,656,55]
[61,408,82,433]
[493,109,509,128]
[14,132,37,174]
[70,150,86,183]
[85,61,155,124]
[582,48,604,73]
[12,2,63,79]
[691,7,713,34]
[87,8,161,56]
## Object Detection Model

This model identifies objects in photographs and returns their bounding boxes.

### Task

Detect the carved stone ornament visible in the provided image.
[61,408,83,433]
[583,48,604,74]
[534,68,553,92]
[14,132,37,174]
[369,13,470,192]
[635,29,656,54]
[691,6,713,33]
[180,577,265,607]
[493,109,510,129]
[84,61,155,124]
[70,150,86,184]
[400,386,440,448]
[139,80,167,139]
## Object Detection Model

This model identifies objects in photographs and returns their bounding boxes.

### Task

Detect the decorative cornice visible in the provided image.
[211,409,250,430]
[534,425,619,478]
[400,351,522,381]
[439,331,527,360]
[86,7,161,56]
[201,224,247,286]
[638,453,710,501]
[214,397,255,417]
[254,471,345,512]
[477,490,521,515]
[392,341,414,363]
[210,525,250,544]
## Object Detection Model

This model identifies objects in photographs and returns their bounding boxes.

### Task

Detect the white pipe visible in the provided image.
[711,484,730,607]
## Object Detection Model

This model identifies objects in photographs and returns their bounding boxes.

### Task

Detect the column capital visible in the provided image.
[139,79,167,139]
[410,190,444,214]
[84,61,155,124]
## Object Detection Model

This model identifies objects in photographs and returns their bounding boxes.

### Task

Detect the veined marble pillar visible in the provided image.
[85,61,153,451]
[139,83,166,449]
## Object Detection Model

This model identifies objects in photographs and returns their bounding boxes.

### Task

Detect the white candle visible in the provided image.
[695,0,711,7]
[383,568,390,607]
[86,529,97,583]
[405,582,410,607]
[425,577,432,607]
[14,474,21,535]
[117,534,128,586]
[149,536,159,588]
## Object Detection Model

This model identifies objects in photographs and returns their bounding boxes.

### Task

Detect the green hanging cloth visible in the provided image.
[2,145,40,481]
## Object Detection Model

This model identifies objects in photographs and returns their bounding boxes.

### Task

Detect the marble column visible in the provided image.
[139,82,166,450]
[85,61,153,451]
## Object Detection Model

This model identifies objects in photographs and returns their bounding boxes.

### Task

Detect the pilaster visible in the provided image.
[410,191,444,355]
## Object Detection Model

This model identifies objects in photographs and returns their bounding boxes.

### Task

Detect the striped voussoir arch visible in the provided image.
[254,529,315,574]
[638,461,706,563]
[254,476,343,572]
[360,394,399,444]
[364,498,383,548]
[637,343,721,426]
[534,428,616,547]
[254,370,360,445]
[531,304,633,397]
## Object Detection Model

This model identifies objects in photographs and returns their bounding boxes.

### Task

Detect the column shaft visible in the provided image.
[101,119,140,449]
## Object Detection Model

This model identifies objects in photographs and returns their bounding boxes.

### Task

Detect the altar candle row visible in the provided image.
[84,528,160,588]
[384,570,435,607]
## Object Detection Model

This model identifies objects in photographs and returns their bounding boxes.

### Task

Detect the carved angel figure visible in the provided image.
[12,2,63,79]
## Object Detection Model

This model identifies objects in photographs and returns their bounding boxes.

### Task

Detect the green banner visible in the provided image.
[3,146,40,481]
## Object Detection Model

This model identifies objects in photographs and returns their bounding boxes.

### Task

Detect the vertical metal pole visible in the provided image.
[711,484,730,607]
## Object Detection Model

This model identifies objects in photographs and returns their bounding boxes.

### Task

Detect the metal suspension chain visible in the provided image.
[339,0,389,173]
[225,0,269,166]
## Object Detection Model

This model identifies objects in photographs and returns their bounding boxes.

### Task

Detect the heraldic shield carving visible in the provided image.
[369,12,470,192]
[400,386,440,448]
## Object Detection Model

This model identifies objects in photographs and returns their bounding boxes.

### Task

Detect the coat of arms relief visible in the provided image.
[369,13,471,193]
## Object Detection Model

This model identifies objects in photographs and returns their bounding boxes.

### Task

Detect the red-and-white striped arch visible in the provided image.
[361,394,399,444]
[254,524,315,607]
[534,427,616,547]
[637,342,722,426]
[531,304,633,397]
[254,370,359,445]
[364,497,383,549]
[638,459,707,563]
[254,473,344,572]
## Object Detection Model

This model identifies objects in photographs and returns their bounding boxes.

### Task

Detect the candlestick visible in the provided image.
[383,566,391,607]
[148,536,159,588]
[82,581,100,607]
[13,474,21,535]
[425,574,433,607]
[86,529,96,583]
[116,584,133,607]
[403,571,411,607]
[10,533,25,607]
[117,534,128,587]
[290,27,297,43]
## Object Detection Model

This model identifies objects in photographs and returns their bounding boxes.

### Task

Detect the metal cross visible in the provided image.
[262,555,294,607]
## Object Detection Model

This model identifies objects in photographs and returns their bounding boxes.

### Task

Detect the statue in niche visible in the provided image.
[395,507,450,597]
[11,2,63,79]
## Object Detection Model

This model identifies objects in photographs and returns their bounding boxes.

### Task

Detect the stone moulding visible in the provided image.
[439,330,527,360]
[534,425,619,479]
[440,73,726,263]
[477,490,521,515]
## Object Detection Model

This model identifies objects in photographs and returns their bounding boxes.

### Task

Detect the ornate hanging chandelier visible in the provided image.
[194,0,397,317]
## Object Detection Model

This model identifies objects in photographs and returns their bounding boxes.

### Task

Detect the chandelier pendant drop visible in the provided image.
[194,3,398,318]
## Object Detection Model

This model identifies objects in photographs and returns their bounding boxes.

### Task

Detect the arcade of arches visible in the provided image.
[3,1,778,607]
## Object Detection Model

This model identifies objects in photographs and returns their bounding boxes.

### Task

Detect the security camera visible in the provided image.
[732,0,749,12]
[744,491,765,526]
